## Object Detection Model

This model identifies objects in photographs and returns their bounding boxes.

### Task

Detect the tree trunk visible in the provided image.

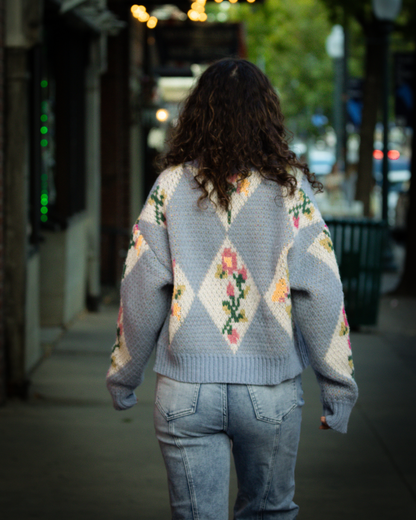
[356,23,383,217]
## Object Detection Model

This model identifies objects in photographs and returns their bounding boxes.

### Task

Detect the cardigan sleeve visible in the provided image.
[106,220,172,410]
[289,194,358,433]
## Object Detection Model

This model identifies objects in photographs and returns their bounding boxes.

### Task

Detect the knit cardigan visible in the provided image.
[106,163,358,433]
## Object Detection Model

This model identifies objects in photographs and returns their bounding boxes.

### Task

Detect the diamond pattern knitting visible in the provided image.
[122,221,150,280]
[265,241,294,338]
[169,259,195,343]
[325,305,355,378]
[108,306,132,376]
[106,164,358,433]
[198,238,261,353]
[284,186,321,234]
[140,165,184,228]
[307,225,340,280]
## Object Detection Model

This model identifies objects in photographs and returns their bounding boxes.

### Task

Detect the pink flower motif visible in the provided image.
[238,265,247,281]
[228,173,239,184]
[172,258,176,270]
[222,248,238,275]
[228,328,240,344]
[227,282,235,297]
[293,216,300,228]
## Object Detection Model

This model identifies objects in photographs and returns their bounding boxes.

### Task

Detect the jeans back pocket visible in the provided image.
[155,374,201,421]
[247,376,300,424]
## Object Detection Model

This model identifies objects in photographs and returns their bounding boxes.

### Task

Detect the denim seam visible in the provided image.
[248,379,297,424]
[258,423,281,520]
[169,421,200,520]
[222,384,228,431]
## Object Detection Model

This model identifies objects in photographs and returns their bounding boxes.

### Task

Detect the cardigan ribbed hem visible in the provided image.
[153,352,305,386]
[322,400,355,434]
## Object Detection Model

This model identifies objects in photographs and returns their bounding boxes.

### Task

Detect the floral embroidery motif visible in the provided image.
[140,166,184,228]
[198,238,261,353]
[284,183,321,234]
[215,249,250,347]
[122,221,150,280]
[320,227,334,252]
[169,259,195,343]
[307,226,340,281]
[325,305,355,379]
[148,185,167,226]
[265,242,294,337]
[108,305,131,375]
[288,189,314,229]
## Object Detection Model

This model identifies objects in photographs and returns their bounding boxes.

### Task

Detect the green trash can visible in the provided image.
[324,218,386,328]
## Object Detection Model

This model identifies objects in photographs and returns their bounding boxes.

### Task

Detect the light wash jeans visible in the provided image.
[153,374,304,520]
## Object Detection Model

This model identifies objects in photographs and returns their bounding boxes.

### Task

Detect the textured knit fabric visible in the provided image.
[106,163,358,433]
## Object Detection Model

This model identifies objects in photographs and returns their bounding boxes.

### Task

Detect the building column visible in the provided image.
[85,36,104,311]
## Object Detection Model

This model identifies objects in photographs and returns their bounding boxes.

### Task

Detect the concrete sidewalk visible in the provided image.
[1,296,416,520]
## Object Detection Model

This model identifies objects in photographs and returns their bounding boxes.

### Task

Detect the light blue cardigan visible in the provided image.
[106,164,358,433]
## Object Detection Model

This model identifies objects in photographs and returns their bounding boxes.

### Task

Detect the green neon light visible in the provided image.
[41,207,48,214]
[41,80,48,88]
[41,198,48,206]
[41,139,48,147]
[41,215,48,223]
[40,115,48,122]
[40,126,48,134]
[41,190,48,195]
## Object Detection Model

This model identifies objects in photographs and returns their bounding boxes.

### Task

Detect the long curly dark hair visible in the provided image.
[159,58,322,211]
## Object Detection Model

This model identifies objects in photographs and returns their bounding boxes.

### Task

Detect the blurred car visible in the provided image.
[307,148,336,175]
[372,148,411,191]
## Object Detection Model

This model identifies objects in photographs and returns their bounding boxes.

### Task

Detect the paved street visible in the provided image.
[1,295,416,520]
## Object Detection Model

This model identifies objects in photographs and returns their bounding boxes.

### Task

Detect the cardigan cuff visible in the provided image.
[108,386,138,411]
[322,401,355,434]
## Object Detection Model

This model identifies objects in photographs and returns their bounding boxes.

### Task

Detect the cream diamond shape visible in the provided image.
[284,185,322,235]
[169,260,195,343]
[265,241,294,338]
[325,305,354,377]
[198,238,261,353]
[203,171,262,231]
[122,222,150,280]
[108,306,132,376]
[307,226,341,281]
[140,165,184,228]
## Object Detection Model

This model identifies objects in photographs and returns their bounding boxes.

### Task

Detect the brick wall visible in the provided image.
[0,0,5,404]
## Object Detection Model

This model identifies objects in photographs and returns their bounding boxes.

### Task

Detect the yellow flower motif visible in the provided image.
[171,302,181,320]
[148,198,155,206]
[173,285,186,300]
[286,304,292,318]
[272,278,288,302]
[243,286,251,298]
[305,206,315,221]
[222,304,231,315]
[339,322,349,336]
[348,358,354,372]
[319,236,333,253]
[215,264,225,278]
[239,309,248,322]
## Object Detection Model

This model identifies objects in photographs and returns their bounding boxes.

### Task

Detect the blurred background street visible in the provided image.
[1,1,416,519]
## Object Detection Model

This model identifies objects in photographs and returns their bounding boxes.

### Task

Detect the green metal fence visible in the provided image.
[325,218,386,328]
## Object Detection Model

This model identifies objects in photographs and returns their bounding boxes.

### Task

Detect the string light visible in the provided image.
[147,16,157,29]
[131,4,158,28]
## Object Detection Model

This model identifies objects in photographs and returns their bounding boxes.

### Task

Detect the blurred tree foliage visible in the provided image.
[225,0,335,135]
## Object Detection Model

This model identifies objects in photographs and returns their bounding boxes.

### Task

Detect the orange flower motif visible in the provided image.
[271,278,289,303]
